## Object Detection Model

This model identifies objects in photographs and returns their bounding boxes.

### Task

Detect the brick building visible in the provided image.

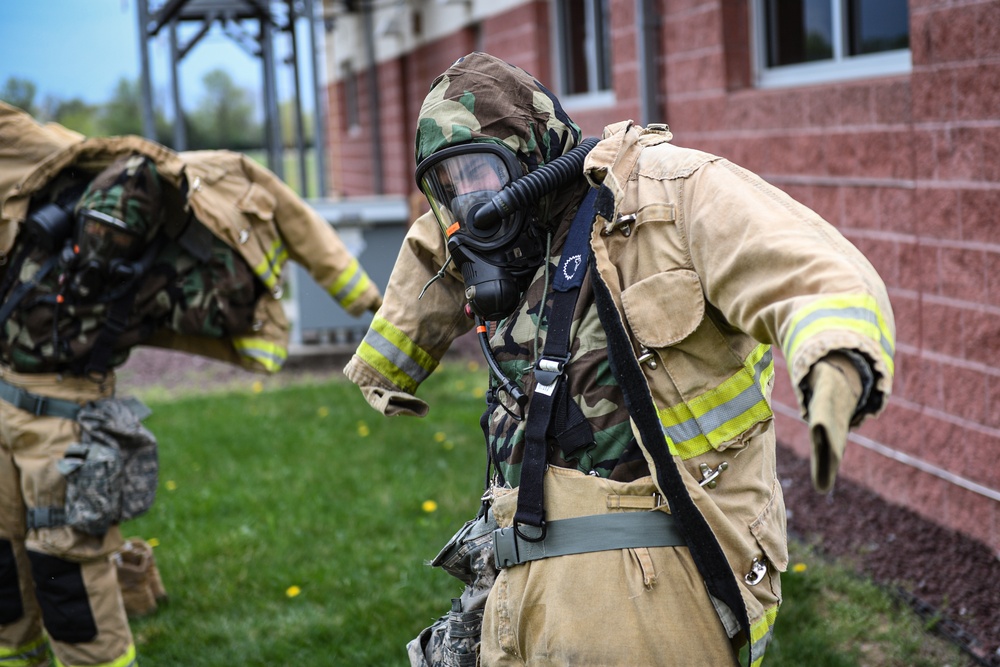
[321,0,1000,552]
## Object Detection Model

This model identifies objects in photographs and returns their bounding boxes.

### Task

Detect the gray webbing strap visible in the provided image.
[26,507,67,530]
[493,510,685,569]
[0,377,82,420]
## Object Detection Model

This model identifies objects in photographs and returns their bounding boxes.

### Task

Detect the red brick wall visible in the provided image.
[663,0,1000,551]
[326,0,1000,551]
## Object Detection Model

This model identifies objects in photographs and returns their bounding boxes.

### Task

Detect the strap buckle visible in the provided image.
[534,354,571,396]
[30,394,48,417]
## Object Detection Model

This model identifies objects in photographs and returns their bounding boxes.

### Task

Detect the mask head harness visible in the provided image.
[415,137,599,322]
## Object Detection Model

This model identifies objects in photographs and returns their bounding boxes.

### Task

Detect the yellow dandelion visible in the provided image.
[467,361,480,372]
[165,480,177,491]
[286,585,301,598]
[792,563,808,573]
[422,500,438,513]
[357,422,370,437]
[434,432,447,443]
[317,406,329,418]
[455,381,466,390]
[251,380,264,394]
[147,538,160,548]
[472,387,486,398]
[443,441,455,451]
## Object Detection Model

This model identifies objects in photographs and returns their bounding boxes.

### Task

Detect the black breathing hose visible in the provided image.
[472,137,600,231]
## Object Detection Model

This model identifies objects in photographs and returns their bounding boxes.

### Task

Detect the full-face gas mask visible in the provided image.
[68,208,146,299]
[416,142,544,321]
[415,138,598,322]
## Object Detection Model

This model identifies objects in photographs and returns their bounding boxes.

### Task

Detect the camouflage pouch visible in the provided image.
[57,441,124,536]
[407,508,498,667]
[57,397,158,536]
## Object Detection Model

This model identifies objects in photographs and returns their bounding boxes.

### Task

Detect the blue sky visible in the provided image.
[0,1,306,116]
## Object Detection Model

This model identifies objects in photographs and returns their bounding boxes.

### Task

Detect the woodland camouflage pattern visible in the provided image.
[0,156,260,373]
[415,53,582,170]
[487,248,648,485]
[75,155,163,241]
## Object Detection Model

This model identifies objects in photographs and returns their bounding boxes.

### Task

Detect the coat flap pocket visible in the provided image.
[622,269,704,347]
[237,182,276,221]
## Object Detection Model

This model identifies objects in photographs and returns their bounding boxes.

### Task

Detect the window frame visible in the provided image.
[552,0,615,107]
[751,0,911,89]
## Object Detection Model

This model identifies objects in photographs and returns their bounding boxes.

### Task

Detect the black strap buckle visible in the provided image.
[534,354,571,395]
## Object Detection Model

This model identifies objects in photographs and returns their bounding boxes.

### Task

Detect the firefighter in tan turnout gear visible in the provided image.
[0,101,382,667]
[345,53,894,666]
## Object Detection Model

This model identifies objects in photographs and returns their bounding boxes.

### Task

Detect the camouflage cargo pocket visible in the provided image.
[57,442,124,536]
[407,509,498,667]
[76,398,159,525]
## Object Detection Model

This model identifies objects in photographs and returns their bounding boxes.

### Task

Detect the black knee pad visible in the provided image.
[0,539,25,624]
[26,550,98,643]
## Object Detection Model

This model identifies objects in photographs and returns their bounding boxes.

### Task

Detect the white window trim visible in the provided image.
[751,0,912,89]
[552,0,614,100]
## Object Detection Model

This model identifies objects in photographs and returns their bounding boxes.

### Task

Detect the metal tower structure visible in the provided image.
[135,0,328,194]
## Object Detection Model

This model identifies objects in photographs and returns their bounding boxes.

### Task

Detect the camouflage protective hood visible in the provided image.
[415,52,582,172]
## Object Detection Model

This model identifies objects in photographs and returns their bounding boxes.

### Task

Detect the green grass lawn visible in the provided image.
[126,363,974,666]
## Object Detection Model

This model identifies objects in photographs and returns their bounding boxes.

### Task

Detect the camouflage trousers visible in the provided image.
[480,466,740,666]
[0,366,135,667]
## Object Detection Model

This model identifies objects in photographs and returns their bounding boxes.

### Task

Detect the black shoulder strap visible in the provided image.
[513,187,597,537]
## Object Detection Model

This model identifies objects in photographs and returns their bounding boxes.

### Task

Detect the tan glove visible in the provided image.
[344,355,429,417]
[805,352,863,493]
[359,384,429,417]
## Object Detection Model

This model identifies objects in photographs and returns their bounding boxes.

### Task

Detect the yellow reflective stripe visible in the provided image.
[252,239,288,290]
[782,294,895,377]
[657,345,774,460]
[233,337,288,373]
[54,643,136,667]
[327,258,372,309]
[748,605,779,667]
[357,316,437,394]
[0,635,47,666]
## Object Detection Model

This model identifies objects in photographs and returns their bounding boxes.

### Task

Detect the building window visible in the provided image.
[754,0,910,88]
[342,63,360,132]
[555,0,613,103]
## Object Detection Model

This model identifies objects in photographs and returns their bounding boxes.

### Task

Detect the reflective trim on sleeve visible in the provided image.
[748,605,779,667]
[657,345,774,460]
[356,316,437,394]
[232,337,288,373]
[53,643,136,667]
[782,294,895,377]
[253,239,289,290]
[0,635,47,667]
[327,258,372,310]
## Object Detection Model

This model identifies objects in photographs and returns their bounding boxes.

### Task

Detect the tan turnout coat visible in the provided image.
[0,101,381,373]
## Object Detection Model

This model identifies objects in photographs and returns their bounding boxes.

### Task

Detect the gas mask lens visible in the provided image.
[416,144,522,241]
[70,209,143,298]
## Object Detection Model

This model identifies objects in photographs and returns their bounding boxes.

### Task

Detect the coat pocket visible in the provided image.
[621,269,704,348]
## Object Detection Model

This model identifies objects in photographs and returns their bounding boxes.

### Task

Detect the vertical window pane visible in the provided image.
[560,0,612,95]
[765,0,834,67]
[848,0,909,55]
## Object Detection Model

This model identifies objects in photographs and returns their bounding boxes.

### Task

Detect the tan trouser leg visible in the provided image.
[480,467,737,666]
[0,368,133,667]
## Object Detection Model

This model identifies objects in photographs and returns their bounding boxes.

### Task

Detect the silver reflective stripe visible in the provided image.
[786,306,894,359]
[332,268,363,303]
[362,328,433,387]
[662,348,772,444]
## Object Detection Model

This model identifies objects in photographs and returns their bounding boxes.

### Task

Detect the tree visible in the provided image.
[99,78,145,137]
[189,69,260,150]
[51,98,99,137]
[1,77,38,116]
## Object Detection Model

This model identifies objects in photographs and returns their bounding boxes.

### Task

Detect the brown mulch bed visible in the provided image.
[778,443,1000,666]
